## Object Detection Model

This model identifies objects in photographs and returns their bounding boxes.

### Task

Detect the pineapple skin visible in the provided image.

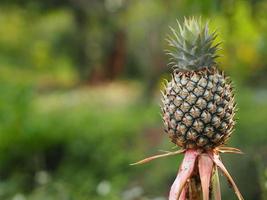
[162,67,235,149]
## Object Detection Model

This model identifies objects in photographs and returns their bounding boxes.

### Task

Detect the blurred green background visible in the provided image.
[0,0,267,199]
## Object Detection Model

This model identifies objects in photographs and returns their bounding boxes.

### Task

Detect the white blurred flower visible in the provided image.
[35,170,50,185]
[12,194,25,200]
[122,186,144,200]
[105,0,124,12]
[96,180,111,196]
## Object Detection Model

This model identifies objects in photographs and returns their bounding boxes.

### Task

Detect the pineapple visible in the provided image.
[132,17,244,200]
[162,18,235,149]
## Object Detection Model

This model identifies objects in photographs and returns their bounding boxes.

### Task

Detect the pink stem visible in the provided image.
[169,149,200,200]
[198,153,214,200]
[179,184,188,200]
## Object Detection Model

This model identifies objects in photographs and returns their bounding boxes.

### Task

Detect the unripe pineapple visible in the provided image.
[133,17,243,200]
[162,17,236,150]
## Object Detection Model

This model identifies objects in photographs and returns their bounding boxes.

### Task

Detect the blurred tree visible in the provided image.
[0,0,128,82]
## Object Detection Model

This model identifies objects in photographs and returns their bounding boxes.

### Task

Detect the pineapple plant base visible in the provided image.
[131,147,243,200]
[132,17,244,200]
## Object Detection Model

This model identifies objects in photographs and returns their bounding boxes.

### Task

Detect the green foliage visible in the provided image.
[0,79,162,199]
[1,0,267,199]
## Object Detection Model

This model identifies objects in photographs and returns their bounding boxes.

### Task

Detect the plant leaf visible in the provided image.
[211,166,221,200]
[130,149,185,165]
[169,149,200,200]
[208,152,244,200]
[198,153,213,200]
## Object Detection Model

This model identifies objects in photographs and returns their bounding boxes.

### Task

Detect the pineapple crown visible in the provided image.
[166,17,221,71]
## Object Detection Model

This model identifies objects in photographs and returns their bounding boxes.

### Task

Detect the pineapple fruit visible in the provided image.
[162,18,235,149]
[132,17,244,200]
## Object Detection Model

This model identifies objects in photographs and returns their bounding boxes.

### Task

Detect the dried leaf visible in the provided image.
[208,152,244,200]
[217,147,243,154]
[130,149,185,166]
[211,166,221,200]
